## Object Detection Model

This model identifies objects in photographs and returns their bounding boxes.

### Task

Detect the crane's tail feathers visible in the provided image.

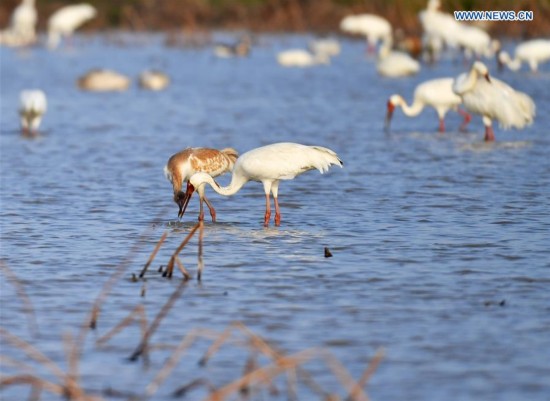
[310,146,343,174]
[221,147,239,166]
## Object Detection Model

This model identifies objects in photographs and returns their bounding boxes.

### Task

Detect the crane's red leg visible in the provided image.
[438,118,445,133]
[484,125,495,141]
[457,108,471,132]
[203,196,216,222]
[264,193,271,227]
[274,196,281,226]
[198,198,205,222]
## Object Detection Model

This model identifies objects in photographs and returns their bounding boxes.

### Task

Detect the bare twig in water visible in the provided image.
[95,305,148,347]
[174,256,191,280]
[128,279,188,361]
[164,222,200,278]
[346,348,385,401]
[0,261,39,336]
[139,231,168,278]
[172,378,216,398]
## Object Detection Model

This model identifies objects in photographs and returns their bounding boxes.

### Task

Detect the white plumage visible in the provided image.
[418,0,462,61]
[277,49,330,67]
[453,61,536,141]
[0,0,36,47]
[340,14,392,53]
[454,25,499,60]
[377,43,420,77]
[19,89,47,135]
[187,142,343,227]
[47,3,97,49]
[309,37,341,57]
[498,39,550,73]
[139,70,170,91]
[77,69,131,92]
[385,78,470,132]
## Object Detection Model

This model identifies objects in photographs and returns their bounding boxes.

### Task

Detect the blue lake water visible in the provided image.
[1,33,550,401]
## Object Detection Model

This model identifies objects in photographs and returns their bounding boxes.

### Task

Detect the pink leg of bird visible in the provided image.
[198,198,205,222]
[438,118,445,133]
[274,196,281,226]
[484,125,495,142]
[264,193,271,227]
[203,196,216,222]
[457,108,472,132]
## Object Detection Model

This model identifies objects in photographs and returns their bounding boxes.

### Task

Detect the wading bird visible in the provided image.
[498,39,550,73]
[385,78,471,133]
[19,89,47,136]
[377,41,420,77]
[0,0,36,47]
[340,14,392,54]
[47,3,96,49]
[277,49,330,67]
[452,61,535,141]
[213,36,251,58]
[186,142,343,227]
[139,70,169,91]
[77,69,131,91]
[164,147,239,221]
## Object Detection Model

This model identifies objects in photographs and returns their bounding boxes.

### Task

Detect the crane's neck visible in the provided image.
[399,97,424,117]
[205,171,249,197]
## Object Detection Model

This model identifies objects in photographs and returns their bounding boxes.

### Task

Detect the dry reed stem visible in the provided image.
[346,348,385,401]
[0,355,35,372]
[203,347,322,401]
[174,256,191,280]
[142,328,206,399]
[139,231,168,278]
[165,222,200,278]
[0,261,39,337]
[0,328,66,381]
[172,378,216,398]
[198,322,330,399]
[129,279,188,361]
[0,375,65,398]
[95,305,148,347]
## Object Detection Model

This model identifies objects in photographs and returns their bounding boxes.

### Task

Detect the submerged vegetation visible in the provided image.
[1,0,549,36]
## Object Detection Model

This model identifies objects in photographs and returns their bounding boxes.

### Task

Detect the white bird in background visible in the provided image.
[385,78,471,133]
[308,37,341,57]
[139,70,170,91]
[19,89,47,136]
[187,142,343,227]
[0,0,37,47]
[213,36,251,58]
[277,49,330,67]
[453,61,536,141]
[47,3,97,49]
[340,14,392,54]
[164,147,239,221]
[77,69,131,92]
[377,41,420,77]
[418,0,462,61]
[498,39,550,73]
[455,24,500,61]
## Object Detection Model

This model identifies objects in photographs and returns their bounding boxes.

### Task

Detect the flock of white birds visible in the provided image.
[2,0,548,224]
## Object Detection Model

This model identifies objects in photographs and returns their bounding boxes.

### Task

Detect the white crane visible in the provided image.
[0,0,37,47]
[77,69,131,92]
[377,41,420,77]
[309,37,341,57]
[455,24,500,60]
[164,147,239,221]
[47,3,97,49]
[385,78,471,133]
[418,0,462,61]
[498,39,550,73]
[187,143,343,227]
[340,14,392,53]
[277,49,330,67]
[453,61,536,141]
[19,89,47,135]
[139,70,170,91]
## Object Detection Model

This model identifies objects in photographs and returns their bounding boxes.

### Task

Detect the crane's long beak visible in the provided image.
[178,182,195,219]
[484,72,491,83]
[384,101,395,133]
